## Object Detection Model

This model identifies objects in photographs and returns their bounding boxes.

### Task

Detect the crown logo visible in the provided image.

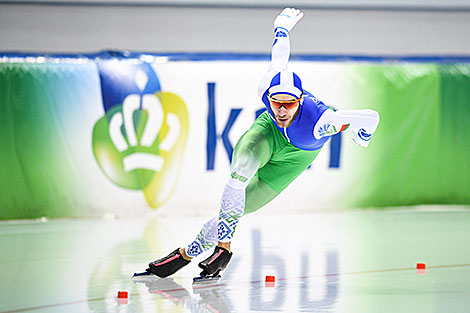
[92,68,189,209]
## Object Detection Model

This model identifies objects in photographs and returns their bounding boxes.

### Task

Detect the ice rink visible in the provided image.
[1,207,470,313]
[2,1,470,312]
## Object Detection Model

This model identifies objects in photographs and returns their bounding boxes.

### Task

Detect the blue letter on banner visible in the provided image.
[206,82,242,170]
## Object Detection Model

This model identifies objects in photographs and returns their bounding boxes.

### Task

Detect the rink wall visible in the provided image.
[1,51,470,219]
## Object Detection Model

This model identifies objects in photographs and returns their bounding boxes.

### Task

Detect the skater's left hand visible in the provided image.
[352,128,373,147]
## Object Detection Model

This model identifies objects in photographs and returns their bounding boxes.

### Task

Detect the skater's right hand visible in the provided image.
[273,7,304,33]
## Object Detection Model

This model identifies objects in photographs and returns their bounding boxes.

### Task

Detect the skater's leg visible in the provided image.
[216,129,271,243]
[244,175,279,214]
[194,129,271,276]
[185,129,271,258]
[185,216,218,258]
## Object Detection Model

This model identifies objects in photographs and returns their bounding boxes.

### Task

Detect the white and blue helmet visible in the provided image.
[268,70,303,99]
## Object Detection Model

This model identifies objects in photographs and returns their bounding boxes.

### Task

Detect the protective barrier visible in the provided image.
[0,52,469,219]
[9,0,470,10]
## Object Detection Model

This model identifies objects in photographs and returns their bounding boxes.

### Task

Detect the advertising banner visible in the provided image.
[0,52,469,219]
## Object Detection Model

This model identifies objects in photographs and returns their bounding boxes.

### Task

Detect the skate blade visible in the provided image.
[133,271,152,277]
[132,268,157,279]
[192,274,221,285]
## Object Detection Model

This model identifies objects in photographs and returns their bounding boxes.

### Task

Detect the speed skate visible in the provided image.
[193,246,232,284]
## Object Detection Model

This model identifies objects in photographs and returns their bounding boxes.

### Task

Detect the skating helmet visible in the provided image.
[267,70,303,99]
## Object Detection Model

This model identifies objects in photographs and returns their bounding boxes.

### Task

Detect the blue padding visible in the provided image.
[2,50,470,63]
[270,72,281,87]
[293,72,302,89]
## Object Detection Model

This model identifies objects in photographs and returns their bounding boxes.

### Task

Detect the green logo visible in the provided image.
[231,171,248,182]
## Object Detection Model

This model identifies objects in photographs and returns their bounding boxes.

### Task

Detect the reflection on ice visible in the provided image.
[133,276,231,313]
[127,227,339,312]
[250,230,339,312]
[300,251,339,311]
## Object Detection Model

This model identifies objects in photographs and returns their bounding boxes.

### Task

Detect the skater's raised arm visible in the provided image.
[313,109,380,147]
[269,8,303,71]
[258,8,304,97]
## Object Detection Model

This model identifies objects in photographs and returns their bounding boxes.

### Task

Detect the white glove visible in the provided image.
[352,128,373,148]
[274,7,304,33]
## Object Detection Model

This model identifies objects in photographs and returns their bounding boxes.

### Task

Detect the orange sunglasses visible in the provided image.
[268,94,302,110]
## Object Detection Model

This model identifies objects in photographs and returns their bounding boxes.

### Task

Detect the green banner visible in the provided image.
[348,64,470,207]
[0,62,101,219]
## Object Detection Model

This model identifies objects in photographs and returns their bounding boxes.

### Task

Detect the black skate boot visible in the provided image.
[193,246,232,283]
[147,248,191,278]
